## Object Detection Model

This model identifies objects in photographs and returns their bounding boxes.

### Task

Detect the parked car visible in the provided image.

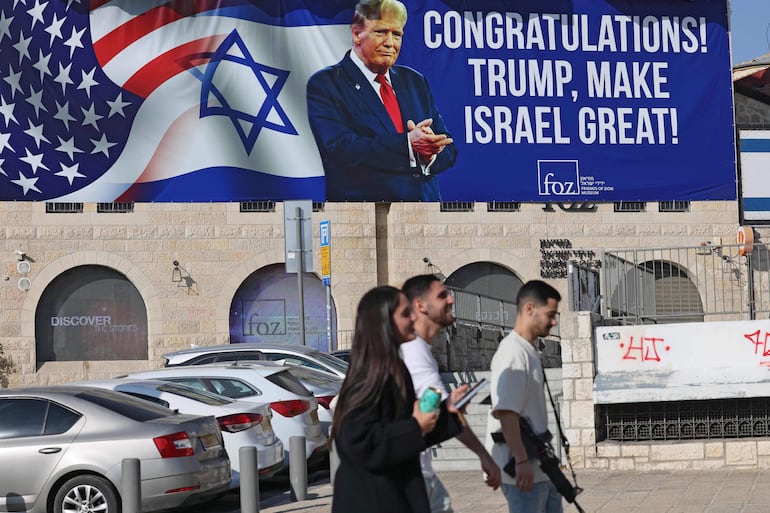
[163,342,348,378]
[271,363,341,435]
[123,364,328,468]
[0,386,231,513]
[330,349,351,363]
[73,379,285,485]
[204,361,342,436]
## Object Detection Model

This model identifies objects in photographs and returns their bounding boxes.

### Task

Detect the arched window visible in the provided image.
[229,264,337,351]
[445,261,524,302]
[606,258,703,323]
[36,266,148,365]
[643,260,704,323]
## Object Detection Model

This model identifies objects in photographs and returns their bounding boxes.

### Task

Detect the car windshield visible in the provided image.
[157,383,233,406]
[77,389,176,421]
[313,352,348,373]
[284,367,340,389]
[264,370,313,397]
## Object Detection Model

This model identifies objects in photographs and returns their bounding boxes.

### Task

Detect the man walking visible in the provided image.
[486,280,562,513]
[401,274,501,513]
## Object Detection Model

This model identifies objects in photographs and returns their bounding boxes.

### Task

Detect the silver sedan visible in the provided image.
[0,386,231,513]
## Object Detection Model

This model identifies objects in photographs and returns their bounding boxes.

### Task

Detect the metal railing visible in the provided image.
[603,242,770,324]
[449,286,517,330]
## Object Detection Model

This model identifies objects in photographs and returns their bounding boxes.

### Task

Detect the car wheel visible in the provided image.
[53,475,120,513]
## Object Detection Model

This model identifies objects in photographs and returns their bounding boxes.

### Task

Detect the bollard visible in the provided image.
[289,436,307,501]
[121,458,141,513]
[329,439,340,487]
[239,446,260,513]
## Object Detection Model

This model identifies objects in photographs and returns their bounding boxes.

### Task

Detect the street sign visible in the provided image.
[320,220,331,285]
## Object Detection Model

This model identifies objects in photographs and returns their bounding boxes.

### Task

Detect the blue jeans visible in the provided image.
[501,481,563,513]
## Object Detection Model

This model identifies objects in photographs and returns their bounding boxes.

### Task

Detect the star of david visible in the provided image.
[196,30,297,154]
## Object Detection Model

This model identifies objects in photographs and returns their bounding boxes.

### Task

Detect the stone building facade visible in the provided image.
[0,199,740,387]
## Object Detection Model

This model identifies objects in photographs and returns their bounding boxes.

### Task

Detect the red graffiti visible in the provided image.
[743,330,770,357]
[620,336,668,362]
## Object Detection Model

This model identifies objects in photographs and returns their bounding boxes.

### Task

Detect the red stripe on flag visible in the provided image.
[122,36,226,98]
[92,0,224,66]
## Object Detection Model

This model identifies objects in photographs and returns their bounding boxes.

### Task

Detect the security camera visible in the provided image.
[15,250,25,261]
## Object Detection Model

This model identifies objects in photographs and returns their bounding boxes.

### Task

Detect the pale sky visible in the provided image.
[731,0,770,64]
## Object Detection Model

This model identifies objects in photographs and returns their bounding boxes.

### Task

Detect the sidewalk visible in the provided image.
[249,468,770,513]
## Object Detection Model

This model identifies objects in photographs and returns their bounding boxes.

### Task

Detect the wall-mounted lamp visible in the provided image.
[423,257,447,281]
[171,260,182,283]
[171,260,198,295]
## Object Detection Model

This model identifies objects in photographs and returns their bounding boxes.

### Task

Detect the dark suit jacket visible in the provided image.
[307,51,457,201]
[331,365,462,513]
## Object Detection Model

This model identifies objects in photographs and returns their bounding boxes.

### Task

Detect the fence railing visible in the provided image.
[449,286,517,330]
[603,242,770,324]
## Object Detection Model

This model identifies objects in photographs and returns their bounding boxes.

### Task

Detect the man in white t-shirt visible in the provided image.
[486,280,562,513]
[401,274,501,513]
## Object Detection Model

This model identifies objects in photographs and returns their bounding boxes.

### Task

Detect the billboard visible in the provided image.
[0,1,736,202]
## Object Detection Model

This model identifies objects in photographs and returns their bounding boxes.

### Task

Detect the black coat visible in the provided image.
[332,365,462,513]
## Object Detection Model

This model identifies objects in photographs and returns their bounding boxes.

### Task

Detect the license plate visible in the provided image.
[201,433,220,449]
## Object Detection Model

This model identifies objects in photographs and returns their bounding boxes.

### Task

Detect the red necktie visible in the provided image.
[375,74,404,133]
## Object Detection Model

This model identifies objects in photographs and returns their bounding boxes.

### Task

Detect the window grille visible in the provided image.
[240,201,276,212]
[613,201,646,212]
[45,202,83,213]
[97,202,134,213]
[658,201,690,213]
[487,201,520,212]
[440,201,474,212]
[312,202,325,212]
[599,398,770,442]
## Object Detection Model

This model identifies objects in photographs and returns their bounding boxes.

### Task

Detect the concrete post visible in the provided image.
[239,446,260,513]
[289,436,307,501]
[121,458,141,513]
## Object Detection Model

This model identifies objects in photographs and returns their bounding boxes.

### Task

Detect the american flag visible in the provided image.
[0,0,352,202]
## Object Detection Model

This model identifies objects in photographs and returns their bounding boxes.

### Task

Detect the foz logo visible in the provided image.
[538,160,580,196]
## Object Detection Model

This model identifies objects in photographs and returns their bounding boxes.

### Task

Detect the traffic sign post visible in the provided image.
[320,220,333,349]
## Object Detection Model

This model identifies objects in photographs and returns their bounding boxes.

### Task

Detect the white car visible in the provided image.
[269,363,341,436]
[123,364,328,469]
[73,379,284,486]
[163,342,348,378]
[195,361,342,437]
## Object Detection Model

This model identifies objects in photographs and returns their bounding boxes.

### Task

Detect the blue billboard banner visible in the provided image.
[401,0,737,201]
[0,1,735,202]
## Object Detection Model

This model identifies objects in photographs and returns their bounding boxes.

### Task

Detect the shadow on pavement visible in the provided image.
[193,469,332,513]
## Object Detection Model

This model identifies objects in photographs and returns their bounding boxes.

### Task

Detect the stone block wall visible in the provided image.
[1,200,741,386]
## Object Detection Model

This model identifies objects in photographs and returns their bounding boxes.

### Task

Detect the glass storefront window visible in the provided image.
[35,266,148,365]
[229,264,337,351]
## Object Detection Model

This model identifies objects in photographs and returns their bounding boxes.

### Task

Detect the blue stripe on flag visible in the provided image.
[740,139,770,152]
[118,167,325,202]
[743,198,770,211]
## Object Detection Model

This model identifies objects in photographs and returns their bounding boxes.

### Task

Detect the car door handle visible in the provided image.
[39,447,62,454]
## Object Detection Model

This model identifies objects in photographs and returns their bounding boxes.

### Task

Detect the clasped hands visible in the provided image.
[407,118,453,163]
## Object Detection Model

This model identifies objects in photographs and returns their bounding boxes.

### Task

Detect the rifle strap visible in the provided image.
[543,366,583,495]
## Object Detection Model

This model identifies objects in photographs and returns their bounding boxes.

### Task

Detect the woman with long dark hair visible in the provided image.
[331,286,465,513]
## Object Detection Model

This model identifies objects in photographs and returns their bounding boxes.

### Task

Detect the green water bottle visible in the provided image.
[419,386,442,413]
